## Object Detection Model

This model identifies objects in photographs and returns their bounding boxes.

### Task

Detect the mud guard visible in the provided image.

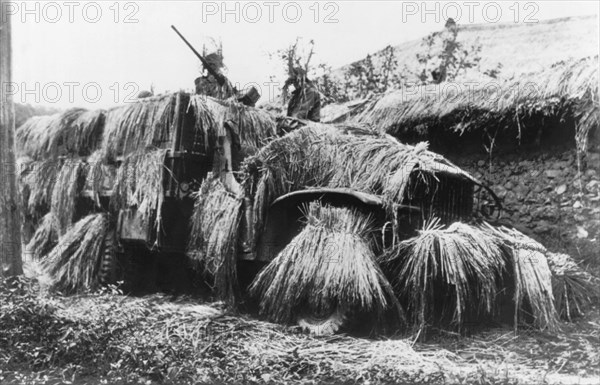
[251,188,420,263]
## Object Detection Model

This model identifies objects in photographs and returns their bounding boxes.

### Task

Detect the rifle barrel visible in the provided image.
[171,25,204,61]
[171,25,225,84]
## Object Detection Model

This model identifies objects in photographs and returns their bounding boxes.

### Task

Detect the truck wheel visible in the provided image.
[297,308,347,336]
[98,232,117,285]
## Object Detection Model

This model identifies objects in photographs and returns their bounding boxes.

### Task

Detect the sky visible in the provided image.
[6,0,600,108]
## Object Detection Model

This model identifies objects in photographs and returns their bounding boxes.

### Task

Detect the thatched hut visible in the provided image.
[353,56,598,155]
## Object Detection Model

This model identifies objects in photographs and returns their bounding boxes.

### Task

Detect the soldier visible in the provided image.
[194,52,236,100]
[285,67,321,122]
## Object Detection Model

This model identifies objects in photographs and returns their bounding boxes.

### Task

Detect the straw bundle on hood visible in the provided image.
[250,202,397,324]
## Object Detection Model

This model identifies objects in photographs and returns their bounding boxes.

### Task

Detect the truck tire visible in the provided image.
[297,308,347,336]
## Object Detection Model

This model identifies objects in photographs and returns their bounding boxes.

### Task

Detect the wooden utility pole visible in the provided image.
[0,0,23,277]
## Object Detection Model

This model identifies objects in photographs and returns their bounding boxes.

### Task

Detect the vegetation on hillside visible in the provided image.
[271,19,503,105]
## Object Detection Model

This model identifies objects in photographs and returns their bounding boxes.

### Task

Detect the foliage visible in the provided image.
[416,19,485,84]
[313,63,348,105]
[271,37,316,77]
[341,46,408,100]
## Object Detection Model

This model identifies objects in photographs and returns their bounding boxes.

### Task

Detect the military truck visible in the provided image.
[25,91,563,336]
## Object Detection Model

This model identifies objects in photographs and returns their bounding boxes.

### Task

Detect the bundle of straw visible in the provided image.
[51,158,87,234]
[189,96,277,154]
[382,218,506,328]
[63,109,105,156]
[84,150,111,208]
[187,95,219,153]
[25,212,59,261]
[480,223,559,331]
[16,115,58,159]
[547,252,600,321]
[20,158,62,216]
[208,97,277,151]
[16,108,105,159]
[188,175,243,302]
[42,109,88,158]
[111,148,168,231]
[101,93,176,160]
[41,213,109,293]
[250,202,394,324]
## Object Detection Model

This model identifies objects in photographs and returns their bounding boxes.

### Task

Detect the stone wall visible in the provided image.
[445,145,599,270]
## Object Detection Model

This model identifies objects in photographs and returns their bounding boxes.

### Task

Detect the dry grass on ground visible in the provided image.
[1,277,598,385]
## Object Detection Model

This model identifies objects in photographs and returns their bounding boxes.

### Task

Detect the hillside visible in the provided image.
[333,15,598,81]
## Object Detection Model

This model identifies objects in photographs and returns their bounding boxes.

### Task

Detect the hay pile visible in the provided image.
[188,175,244,302]
[250,202,397,323]
[41,213,110,293]
[356,56,599,152]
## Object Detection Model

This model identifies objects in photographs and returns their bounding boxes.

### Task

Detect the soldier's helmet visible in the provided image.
[292,66,306,78]
[137,90,153,98]
[288,66,308,84]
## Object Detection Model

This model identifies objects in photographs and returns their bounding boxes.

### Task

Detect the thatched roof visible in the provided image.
[354,57,599,152]
[333,15,598,84]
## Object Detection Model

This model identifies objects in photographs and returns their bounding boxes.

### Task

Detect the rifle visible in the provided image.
[171,25,227,86]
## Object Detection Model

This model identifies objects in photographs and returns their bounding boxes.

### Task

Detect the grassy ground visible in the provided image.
[1,276,599,385]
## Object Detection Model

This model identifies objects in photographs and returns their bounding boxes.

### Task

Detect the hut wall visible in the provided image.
[445,144,599,272]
